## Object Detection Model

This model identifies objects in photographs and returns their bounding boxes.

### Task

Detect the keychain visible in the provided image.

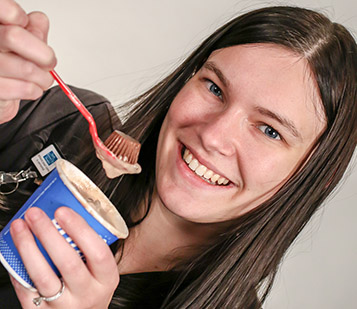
[0,168,38,195]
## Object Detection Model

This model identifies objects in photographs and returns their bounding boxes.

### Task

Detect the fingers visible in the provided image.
[0,1,56,122]
[55,207,120,289]
[10,218,63,298]
[13,207,119,288]
[0,77,43,101]
[0,52,53,90]
[0,25,56,69]
[0,0,28,27]
[24,208,93,291]
[0,99,19,124]
[9,275,38,309]
[0,2,56,69]
[26,12,50,43]
[10,207,119,307]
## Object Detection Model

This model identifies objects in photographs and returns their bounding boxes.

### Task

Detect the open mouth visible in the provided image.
[182,147,230,186]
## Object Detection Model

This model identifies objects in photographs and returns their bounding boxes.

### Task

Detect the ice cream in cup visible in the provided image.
[0,159,128,291]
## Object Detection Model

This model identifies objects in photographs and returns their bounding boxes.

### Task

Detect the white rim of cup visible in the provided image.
[55,159,129,239]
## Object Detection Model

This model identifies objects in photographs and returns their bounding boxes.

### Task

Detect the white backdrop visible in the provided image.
[16,1,357,308]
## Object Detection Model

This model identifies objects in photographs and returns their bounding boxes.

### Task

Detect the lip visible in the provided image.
[176,142,234,189]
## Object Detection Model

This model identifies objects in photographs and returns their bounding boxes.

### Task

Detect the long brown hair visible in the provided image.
[104,6,356,308]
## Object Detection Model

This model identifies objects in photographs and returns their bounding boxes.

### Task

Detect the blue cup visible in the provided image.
[0,159,128,291]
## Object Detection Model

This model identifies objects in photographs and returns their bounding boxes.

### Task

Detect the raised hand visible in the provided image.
[0,0,56,123]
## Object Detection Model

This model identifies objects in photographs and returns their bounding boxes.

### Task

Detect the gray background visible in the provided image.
[16,1,357,308]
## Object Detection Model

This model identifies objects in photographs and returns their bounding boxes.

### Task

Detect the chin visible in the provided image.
[155,184,222,224]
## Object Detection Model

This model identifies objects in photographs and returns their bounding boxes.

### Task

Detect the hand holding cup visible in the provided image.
[1,160,128,308]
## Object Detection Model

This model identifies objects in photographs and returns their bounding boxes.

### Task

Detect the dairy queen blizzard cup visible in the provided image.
[0,159,128,291]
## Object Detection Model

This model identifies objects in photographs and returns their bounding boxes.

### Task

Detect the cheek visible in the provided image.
[156,117,171,170]
[244,148,304,190]
[168,84,207,125]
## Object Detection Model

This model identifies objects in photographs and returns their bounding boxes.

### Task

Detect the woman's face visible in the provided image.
[155,44,326,224]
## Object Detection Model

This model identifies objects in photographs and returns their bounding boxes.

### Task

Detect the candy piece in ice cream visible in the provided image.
[105,130,140,164]
[95,130,141,178]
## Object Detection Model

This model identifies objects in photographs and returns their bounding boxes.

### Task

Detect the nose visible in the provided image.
[199,110,241,157]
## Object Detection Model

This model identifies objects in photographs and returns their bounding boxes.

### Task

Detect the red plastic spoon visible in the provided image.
[50,70,141,178]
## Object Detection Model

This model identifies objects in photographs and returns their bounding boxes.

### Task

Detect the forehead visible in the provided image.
[205,44,326,140]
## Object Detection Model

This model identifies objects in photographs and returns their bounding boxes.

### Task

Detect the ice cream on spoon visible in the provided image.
[50,70,142,178]
[98,130,141,178]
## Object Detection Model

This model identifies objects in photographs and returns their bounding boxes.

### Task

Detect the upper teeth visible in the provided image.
[183,148,229,186]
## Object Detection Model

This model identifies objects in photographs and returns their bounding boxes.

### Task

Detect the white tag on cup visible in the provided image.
[31,144,62,177]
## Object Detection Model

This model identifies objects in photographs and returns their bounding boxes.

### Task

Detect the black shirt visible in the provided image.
[0,86,119,307]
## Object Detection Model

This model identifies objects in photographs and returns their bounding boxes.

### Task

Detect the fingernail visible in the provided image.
[10,219,25,233]
[17,12,29,27]
[25,207,44,223]
[55,206,73,219]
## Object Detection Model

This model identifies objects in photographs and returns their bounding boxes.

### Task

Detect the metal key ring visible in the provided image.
[0,182,19,195]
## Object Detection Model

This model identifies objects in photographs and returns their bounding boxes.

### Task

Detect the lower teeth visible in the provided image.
[201,176,215,185]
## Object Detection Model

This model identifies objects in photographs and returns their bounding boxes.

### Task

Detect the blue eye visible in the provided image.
[206,80,222,99]
[258,125,281,140]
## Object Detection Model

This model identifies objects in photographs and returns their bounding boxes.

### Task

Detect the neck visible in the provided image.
[117,190,219,275]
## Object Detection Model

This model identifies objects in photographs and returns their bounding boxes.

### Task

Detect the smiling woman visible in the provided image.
[155,44,326,223]
[0,2,356,309]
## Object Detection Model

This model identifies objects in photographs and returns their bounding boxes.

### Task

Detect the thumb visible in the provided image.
[26,11,50,43]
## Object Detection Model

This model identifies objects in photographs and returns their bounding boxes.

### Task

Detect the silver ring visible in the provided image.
[32,279,65,306]
[0,182,19,195]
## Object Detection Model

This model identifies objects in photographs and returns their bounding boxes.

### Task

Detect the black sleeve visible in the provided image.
[0,281,21,308]
[0,84,121,221]
[0,85,120,173]
[0,86,121,299]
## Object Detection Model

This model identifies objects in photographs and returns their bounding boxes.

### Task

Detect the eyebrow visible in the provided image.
[254,106,302,140]
[203,61,230,88]
[203,61,302,140]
